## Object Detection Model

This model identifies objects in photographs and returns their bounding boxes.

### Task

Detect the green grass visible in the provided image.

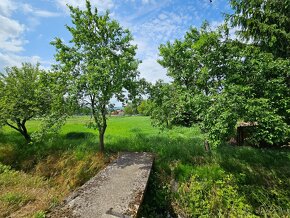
[0,116,290,217]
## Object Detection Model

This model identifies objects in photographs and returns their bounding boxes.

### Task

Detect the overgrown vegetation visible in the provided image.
[149,0,290,147]
[1,116,289,217]
[0,163,59,217]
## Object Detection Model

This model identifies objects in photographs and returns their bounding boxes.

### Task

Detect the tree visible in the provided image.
[158,21,290,146]
[137,100,152,116]
[51,1,140,152]
[124,103,136,116]
[157,24,229,128]
[0,63,53,142]
[159,22,228,96]
[148,81,179,128]
[229,0,290,58]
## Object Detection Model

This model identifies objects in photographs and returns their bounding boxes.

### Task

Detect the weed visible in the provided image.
[0,116,290,217]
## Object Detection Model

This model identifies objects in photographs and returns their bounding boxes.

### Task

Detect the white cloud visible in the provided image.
[0,52,52,72]
[210,20,224,29]
[0,52,42,71]
[55,0,114,13]
[22,4,61,18]
[138,56,170,83]
[158,13,167,20]
[0,1,60,54]
[229,26,240,40]
[123,7,195,84]
[0,15,26,52]
[0,1,54,71]
[0,0,17,16]
[133,11,191,48]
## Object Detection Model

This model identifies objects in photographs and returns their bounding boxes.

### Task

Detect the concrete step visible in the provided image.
[48,152,154,218]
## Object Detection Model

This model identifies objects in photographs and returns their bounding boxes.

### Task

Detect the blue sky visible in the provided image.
[0,0,232,82]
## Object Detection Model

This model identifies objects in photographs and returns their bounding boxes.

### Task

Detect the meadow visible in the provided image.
[0,116,290,217]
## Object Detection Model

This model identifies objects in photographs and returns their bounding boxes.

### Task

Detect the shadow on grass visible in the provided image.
[216,145,290,214]
[3,128,289,216]
[0,129,207,217]
[65,132,95,140]
[0,131,99,170]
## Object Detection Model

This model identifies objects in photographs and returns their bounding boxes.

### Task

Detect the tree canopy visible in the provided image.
[51,0,140,152]
[229,0,290,58]
[0,63,55,142]
[156,15,290,146]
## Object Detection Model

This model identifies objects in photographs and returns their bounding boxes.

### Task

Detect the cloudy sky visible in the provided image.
[0,0,231,83]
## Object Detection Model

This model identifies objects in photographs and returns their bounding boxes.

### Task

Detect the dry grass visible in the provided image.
[0,151,108,218]
[34,151,109,191]
[0,164,59,218]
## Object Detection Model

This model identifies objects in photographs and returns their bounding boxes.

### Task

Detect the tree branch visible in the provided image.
[5,121,21,133]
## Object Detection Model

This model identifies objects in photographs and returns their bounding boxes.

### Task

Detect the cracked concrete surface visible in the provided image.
[48,152,154,218]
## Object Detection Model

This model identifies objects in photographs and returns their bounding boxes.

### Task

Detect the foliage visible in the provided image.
[138,169,173,218]
[229,0,290,58]
[148,81,177,128]
[137,100,152,116]
[158,22,227,96]
[1,117,290,216]
[148,80,196,128]
[0,63,65,143]
[0,163,59,217]
[202,45,290,146]
[51,0,140,152]
[157,20,290,146]
[124,102,137,115]
[177,173,254,217]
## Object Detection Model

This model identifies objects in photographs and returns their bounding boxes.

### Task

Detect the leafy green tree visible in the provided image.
[137,100,152,116]
[0,63,54,142]
[148,81,178,128]
[229,0,290,58]
[157,24,229,128]
[158,22,290,146]
[124,103,132,115]
[124,103,137,115]
[159,22,228,97]
[51,1,140,152]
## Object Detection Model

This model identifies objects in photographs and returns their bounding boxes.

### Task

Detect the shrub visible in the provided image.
[176,173,255,217]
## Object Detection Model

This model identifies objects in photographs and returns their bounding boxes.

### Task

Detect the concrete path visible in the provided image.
[48,152,154,218]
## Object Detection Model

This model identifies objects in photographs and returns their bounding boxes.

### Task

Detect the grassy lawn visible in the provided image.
[0,116,290,217]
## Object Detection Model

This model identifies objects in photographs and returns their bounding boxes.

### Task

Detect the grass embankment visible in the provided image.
[0,116,290,217]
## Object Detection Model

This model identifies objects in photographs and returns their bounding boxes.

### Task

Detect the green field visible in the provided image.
[0,116,290,217]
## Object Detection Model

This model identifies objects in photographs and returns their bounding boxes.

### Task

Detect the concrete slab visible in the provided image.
[48,152,154,218]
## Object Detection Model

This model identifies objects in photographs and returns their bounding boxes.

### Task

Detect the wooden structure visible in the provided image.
[236,122,258,146]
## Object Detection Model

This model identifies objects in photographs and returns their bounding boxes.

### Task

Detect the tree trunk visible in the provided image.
[98,113,107,153]
[21,121,31,143]
[5,120,31,143]
[99,130,105,152]
[23,131,31,143]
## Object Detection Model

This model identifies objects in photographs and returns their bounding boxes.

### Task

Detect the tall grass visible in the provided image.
[0,116,290,217]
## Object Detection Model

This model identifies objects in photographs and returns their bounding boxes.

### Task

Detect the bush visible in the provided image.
[176,172,255,217]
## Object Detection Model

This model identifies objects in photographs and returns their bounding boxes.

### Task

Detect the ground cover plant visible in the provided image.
[0,116,289,217]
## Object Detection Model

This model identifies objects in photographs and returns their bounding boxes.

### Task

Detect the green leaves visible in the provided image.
[52,0,140,151]
[156,14,290,147]
[0,63,66,142]
[229,0,290,58]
